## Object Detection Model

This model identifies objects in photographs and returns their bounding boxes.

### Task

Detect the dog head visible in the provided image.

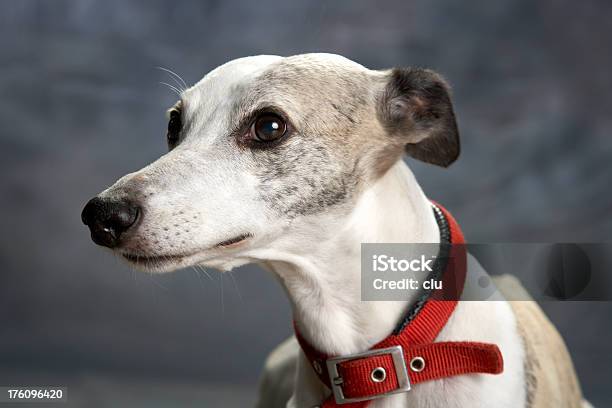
[81,54,459,272]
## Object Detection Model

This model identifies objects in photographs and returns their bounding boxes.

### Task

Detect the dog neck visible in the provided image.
[264,160,440,355]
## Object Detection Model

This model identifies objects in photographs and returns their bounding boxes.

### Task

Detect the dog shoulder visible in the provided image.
[256,336,299,408]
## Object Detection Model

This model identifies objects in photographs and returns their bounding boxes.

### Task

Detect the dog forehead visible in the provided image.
[183,54,371,115]
[182,55,283,114]
[253,54,372,102]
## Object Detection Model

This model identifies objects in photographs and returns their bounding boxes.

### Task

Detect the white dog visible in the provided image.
[82,54,588,408]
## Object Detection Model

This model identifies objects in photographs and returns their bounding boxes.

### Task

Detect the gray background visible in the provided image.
[1,0,611,406]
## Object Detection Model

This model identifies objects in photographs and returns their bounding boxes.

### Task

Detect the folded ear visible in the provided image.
[376,68,460,167]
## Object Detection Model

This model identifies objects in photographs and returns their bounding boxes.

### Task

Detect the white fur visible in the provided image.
[271,162,526,408]
[98,55,527,407]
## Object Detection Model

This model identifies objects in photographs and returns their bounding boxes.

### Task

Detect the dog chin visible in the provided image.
[200,257,252,272]
[119,253,180,273]
[119,250,252,274]
[119,251,197,273]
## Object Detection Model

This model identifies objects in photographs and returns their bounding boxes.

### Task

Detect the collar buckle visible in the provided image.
[325,345,411,404]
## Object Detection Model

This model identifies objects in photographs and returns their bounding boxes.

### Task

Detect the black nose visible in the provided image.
[81,197,140,248]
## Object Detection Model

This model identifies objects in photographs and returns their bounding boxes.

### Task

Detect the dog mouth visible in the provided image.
[121,233,253,269]
[214,233,253,248]
[121,252,187,267]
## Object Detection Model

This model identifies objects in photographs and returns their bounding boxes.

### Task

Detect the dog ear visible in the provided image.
[377,68,460,167]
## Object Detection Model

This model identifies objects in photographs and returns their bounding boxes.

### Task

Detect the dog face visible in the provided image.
[81,54,459,272]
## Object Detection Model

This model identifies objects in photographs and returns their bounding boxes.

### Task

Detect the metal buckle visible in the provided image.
[325,345,411,404]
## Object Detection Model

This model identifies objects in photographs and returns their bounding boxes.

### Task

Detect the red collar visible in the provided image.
[294,203,503,407]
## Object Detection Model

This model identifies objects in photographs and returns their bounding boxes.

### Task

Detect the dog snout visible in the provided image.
[81,197,140,248]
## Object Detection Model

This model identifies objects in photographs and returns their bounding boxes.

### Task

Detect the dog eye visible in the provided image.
[251,113,287,142]
[167,110,182,148]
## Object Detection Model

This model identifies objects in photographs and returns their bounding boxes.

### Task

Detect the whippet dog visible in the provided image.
[82,54,588,408]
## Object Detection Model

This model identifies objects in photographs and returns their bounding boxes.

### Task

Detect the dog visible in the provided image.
[82,54,588,407]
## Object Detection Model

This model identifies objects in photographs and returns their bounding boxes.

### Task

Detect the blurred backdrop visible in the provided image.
[1,1,611,407]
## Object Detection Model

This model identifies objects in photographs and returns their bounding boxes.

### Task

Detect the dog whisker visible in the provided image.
[159,81,182,97]
[191,266,207,290]
[146,272,169,291]
[156,66,188,91]
[228,270,243,302]
[219,272,224,315]
[196,264,214,282]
